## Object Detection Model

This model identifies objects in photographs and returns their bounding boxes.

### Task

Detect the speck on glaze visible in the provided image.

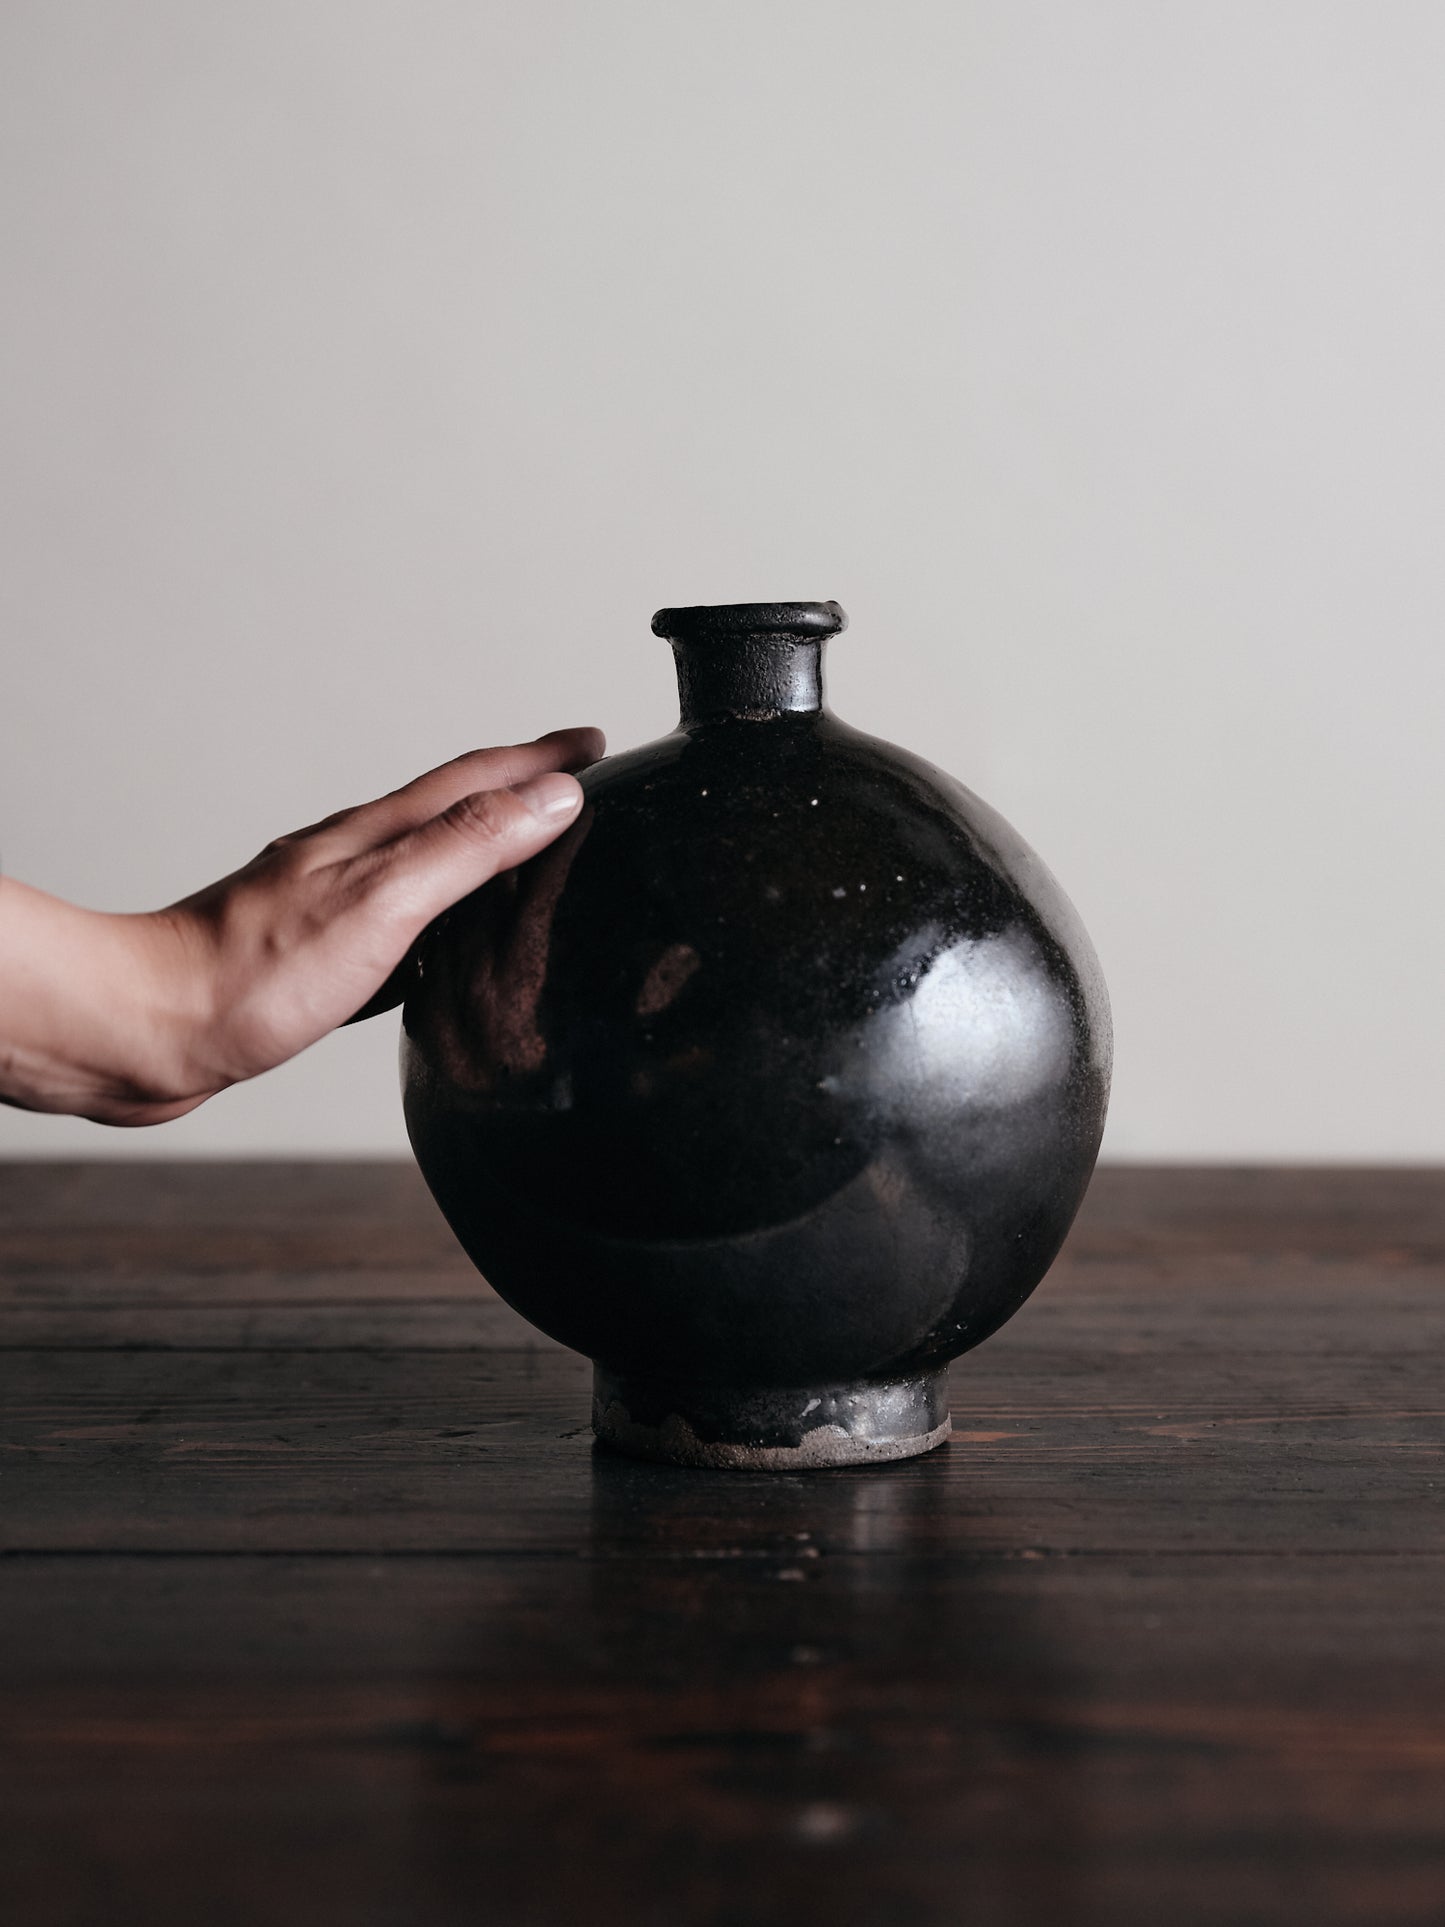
[402,601,1111,1469]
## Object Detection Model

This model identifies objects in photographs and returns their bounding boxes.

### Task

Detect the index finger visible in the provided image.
[351,726,605,849]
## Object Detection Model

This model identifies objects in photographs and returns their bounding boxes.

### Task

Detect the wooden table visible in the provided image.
[2,1163,1442,1927]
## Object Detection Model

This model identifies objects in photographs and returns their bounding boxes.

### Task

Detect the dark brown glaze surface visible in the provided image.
[402,606,1110,1437]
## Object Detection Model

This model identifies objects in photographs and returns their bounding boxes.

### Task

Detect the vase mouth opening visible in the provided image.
[651,601,847,644]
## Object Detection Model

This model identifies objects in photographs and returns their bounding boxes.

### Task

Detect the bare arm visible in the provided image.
[0,725,602,1126]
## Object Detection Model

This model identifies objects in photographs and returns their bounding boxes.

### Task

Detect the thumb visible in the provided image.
[383,770,584,926]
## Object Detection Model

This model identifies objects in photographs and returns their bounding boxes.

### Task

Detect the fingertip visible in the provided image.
[538,724,606,765]
[512,770,585,820]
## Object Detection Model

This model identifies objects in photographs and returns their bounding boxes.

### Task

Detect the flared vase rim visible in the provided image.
[652,601,847,643]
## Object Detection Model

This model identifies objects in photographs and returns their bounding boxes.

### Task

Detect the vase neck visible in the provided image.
[673,635,826,726]
[651,601,847,728]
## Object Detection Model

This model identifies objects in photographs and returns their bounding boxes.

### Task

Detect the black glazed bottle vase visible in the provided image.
[402,602,1111,1469]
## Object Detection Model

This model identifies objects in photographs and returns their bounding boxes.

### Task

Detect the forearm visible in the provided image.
[0,879,208,1124]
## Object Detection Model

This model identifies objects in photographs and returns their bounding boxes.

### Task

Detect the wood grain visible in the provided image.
[1,1162,1443,1926]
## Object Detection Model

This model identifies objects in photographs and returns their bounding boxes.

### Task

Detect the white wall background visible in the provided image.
[1,0,1441,1161]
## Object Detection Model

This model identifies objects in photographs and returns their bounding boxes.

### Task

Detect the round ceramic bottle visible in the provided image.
[402,602,1111,1468]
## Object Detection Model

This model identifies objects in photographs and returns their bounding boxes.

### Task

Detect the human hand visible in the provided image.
[0,725,603,1126]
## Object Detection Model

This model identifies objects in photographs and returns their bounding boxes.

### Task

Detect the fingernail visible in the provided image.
[513,771,582,819]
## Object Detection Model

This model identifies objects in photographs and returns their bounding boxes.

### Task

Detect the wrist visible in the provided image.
[114,907,225,1119]
[0,880,219,1125]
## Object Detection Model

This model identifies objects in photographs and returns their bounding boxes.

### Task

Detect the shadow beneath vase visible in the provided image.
[406,1436,1099,1927]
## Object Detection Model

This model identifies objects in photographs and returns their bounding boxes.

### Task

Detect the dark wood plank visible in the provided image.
[3,1337,1444,1554]
[4,1163,1442,1352]
[0,1159,446,1232]
[0,1279,548,1350]
[3,1250,1442,1351]
[1,1162,1443,1927]
[2,1551,1444,1927]
[3,1158,1441,1252]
